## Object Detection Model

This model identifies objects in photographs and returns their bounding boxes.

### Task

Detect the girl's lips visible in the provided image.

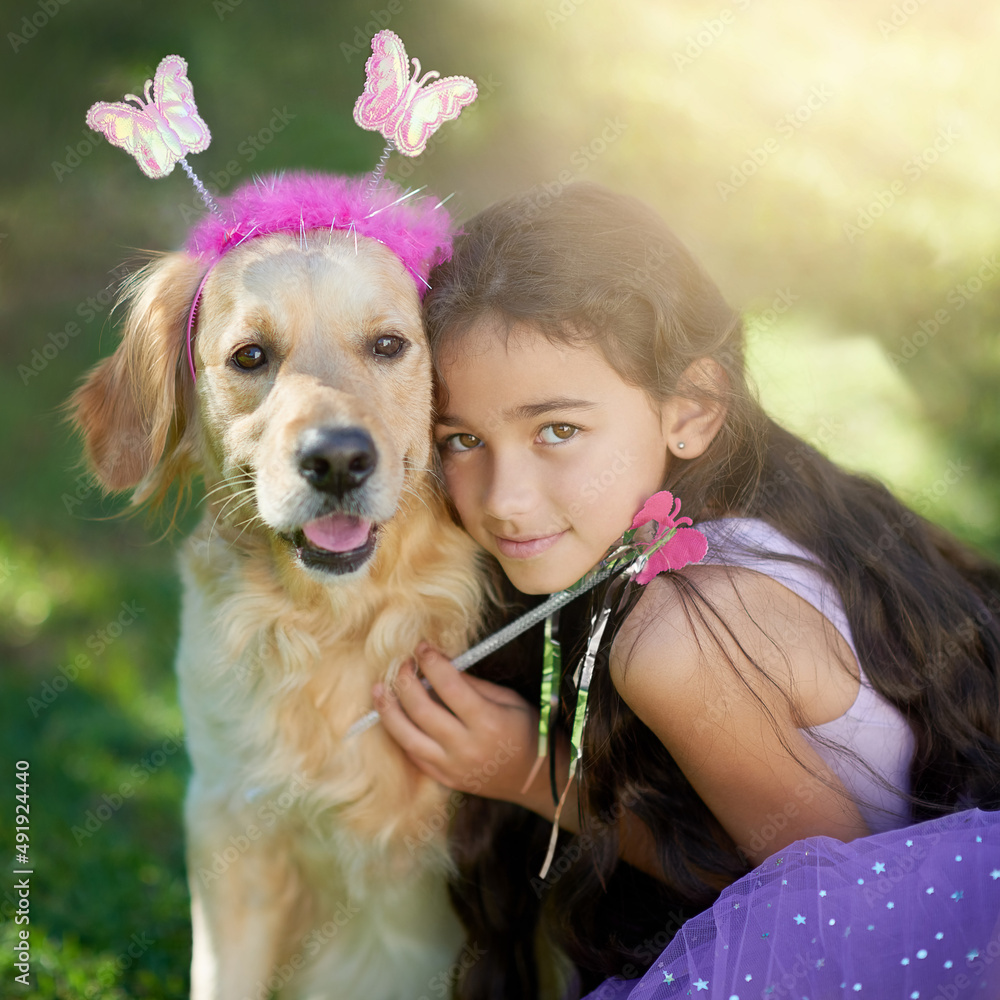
[494,531,567,559]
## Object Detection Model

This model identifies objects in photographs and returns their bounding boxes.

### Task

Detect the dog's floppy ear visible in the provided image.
[69,251,206,509]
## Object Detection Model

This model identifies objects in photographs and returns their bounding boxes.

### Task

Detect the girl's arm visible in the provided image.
[611,563,871,866]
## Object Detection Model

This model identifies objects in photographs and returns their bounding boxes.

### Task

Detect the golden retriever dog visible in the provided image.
[70,174,487,999]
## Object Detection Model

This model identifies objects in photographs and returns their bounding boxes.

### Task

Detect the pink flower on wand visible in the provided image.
[629,491,708,585]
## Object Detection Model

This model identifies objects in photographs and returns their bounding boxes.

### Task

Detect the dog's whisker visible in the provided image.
[405,464,446,488]
[203,485,257,543]
[398,482,433,516]
[204,487,257,519]
[231,511,266,545]
[219,490,257,519]
[207,504,234,540]
[203,470,250,490]
[400,482,441,510]
[207,487,259,540]
[207,508,227,545]
[232,510,263,529]
[200,469,255,496]
[205,498,240,535]
[201,477,255,504]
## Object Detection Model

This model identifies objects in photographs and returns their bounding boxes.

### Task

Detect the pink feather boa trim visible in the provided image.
[184,171,455,296]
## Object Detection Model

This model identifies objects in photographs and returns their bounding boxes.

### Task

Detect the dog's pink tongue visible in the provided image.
[302,514,371,552]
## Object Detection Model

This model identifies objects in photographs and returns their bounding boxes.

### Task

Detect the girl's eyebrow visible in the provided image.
[505,398,598,420]
[436,398,597,428]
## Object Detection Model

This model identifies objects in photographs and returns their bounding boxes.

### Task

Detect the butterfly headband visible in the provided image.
[85,34,478,380]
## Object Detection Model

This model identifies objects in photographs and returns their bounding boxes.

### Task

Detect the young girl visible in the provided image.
[373,183,1000,999]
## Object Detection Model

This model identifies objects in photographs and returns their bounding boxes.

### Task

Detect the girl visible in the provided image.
[373,183,1000,999]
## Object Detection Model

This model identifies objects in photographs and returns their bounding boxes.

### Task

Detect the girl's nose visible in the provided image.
[481,449,536,524]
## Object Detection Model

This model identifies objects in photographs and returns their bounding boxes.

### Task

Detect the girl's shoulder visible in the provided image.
[609,519,861,730]
[610,558,820,694]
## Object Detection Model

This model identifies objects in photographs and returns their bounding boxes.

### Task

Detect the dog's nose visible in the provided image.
[297,428,377,496]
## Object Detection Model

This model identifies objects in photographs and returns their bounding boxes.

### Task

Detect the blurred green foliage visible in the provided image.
[1,0,998,995]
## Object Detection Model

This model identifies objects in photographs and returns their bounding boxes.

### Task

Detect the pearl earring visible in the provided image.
[676,441,685,450]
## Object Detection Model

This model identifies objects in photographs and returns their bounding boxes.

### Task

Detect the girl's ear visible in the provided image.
[660,359,728,459]
[67,251,206,508]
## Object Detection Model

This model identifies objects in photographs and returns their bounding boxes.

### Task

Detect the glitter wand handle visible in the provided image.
[343,560,622,741]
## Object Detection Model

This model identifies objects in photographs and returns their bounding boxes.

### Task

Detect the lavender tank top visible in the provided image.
[697,518,915,833]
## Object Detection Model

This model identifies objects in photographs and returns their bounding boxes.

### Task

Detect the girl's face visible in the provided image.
[435,321,673,594]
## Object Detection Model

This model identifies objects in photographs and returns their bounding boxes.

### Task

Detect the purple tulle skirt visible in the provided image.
[582,808,1000,1000]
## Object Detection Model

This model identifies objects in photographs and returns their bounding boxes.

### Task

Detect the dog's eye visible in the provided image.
[372,334,406,358]
[232,345,267,370]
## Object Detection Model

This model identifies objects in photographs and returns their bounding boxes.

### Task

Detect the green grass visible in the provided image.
[0,481,191,997]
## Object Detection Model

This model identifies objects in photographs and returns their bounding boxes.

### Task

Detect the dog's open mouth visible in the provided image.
[293,513,378,574]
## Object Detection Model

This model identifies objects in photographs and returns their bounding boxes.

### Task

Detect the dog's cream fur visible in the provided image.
[71,231,487,999]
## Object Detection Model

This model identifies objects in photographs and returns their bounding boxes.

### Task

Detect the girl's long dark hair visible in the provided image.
[424,183,1000,996]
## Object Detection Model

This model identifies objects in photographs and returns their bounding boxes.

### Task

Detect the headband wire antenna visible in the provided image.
[179,157,222,218]
[368,141,395,195]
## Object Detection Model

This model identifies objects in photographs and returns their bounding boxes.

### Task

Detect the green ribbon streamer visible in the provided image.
[538,573,628,879]
[538,611,561,762]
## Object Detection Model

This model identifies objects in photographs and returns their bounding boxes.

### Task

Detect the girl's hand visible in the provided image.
[374,644,543,807]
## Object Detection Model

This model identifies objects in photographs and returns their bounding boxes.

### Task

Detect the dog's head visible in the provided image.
[70,176,453,580]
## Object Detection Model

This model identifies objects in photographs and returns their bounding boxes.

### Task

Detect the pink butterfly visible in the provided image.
[353,30,477,157]
[629,491,708,585]
[86,55,211,179]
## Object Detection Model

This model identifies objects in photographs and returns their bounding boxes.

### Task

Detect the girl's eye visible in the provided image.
[441,433,482,453]
[232,344,267,370]
[372,334,406,358]
[539,423,578,444]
